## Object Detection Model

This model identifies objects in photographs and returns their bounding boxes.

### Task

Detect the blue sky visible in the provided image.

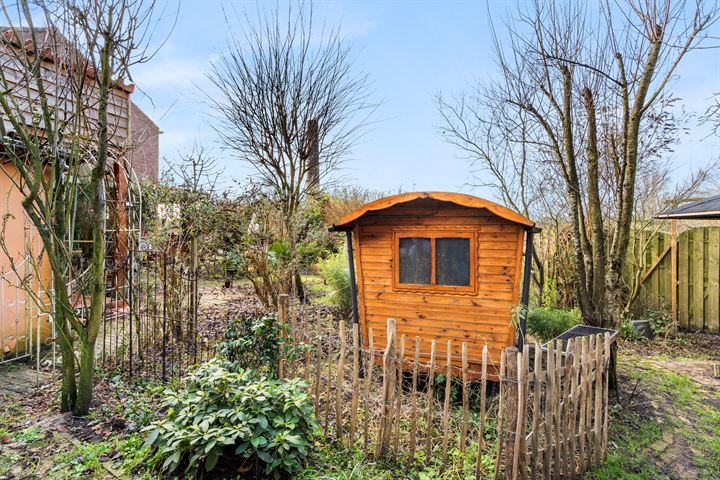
[131,0,720,196]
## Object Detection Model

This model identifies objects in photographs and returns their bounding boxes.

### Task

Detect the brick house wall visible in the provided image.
[128,102,160,180]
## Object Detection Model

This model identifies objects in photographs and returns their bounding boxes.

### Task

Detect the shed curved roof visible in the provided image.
[333,191,534,228]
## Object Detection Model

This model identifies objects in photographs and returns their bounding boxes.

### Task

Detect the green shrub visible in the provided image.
[319,251,352,315]
[143,360,317,478]
[217,314,284,377]
[619,319,642,340]
[527,307,582,342]
[643,306,675,340]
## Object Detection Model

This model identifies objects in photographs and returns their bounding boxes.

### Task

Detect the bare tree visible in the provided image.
[439,0,718,326]
[206,4,374,298]
[0,0,170,415]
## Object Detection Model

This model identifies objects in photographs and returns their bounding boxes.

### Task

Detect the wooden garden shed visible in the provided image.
[331,192,537,377]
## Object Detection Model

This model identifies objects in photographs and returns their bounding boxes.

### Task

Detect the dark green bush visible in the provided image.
[217,314,283,377]
[526,307,582,342]
[143,360,317,478]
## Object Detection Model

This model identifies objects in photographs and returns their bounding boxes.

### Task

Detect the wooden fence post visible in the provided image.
[363,327,375,451]
[409,336,421,460]
[441,340,453,469]
[553,340,563,475]
[593,334,603,466]
[425,339,437,464]
[460,342,469,455]
[376,318,397,457]
[562,339,574,478]
[393,334,406,457]
[503,347,519,479]
[278,294,289,379]
[335,321,346,441]
[529,342,541,480]
[568,339,580,477]
[542,341,554,480]
[350,324,360,446]
[601,333,611,460]
[511,346,528,480]
[476,344,489,480]
[323,319,334,437]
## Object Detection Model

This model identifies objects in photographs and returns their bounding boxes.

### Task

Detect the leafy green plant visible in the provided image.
[526,307,582,342]
[643,306,675,340]
[619,319,642,341]
[143,360,317,478]
[217,314,285,377]
[319,251,352,316]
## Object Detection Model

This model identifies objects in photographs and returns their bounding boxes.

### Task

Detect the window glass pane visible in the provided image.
[436,238,471,286]
[399,237,431,284]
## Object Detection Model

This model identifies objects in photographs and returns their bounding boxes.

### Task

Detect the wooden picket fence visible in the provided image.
[494,334,612,479]
[277,296,612,479]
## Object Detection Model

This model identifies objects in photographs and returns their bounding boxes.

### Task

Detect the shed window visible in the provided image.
[399,237,432,284]
[436,238,471,286]
[394,231,476,293]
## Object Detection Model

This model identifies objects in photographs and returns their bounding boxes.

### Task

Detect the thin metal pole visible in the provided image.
[162,253,167,381]
[128,249,134,378]
[345,229,360,326]
[517,227,534,351]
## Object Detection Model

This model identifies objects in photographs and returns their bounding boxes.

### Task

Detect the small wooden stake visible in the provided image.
[601,333,611,460]
[568,339,580,477]
[530,343,541,480]
[363,327,375,451]
[441,340,453,469]
[350,324,360,446]
[393,334,406,457]
[323,319,334,437]
[476,344,488,480]
[460,342,470,455]
[409,336,421,460]
[593,335,603,466]
[376,318,397,457]
[425,339,437,464]
[335,321,346,441]
[542,342,554,480]
[493,349,508,480]
[553,341,563,476]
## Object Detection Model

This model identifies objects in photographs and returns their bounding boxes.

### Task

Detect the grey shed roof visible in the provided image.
[656,195,720,219]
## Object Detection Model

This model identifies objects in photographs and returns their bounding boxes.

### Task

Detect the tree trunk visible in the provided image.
[55,300,77,413]
[75,339,96,415]
[583,87,608,327]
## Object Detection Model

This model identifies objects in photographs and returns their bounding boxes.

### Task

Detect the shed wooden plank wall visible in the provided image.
[355,199,524,374]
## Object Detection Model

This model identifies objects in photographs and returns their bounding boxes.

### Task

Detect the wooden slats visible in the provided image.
[634,227,720,334]
[279,308,613,479]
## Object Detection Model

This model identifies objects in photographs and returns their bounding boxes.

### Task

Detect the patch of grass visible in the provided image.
[599,354,720,479]
[585,405,665,479]
[49,441,114,479]
[13,425,45,446]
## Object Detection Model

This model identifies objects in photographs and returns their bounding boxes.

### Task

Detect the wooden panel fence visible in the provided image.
[629,226,720,333]
[277,295,612,479]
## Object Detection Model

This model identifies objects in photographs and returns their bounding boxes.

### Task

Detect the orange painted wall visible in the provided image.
[0,162,53,357]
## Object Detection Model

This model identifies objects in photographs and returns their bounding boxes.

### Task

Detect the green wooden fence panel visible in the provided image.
[632,226,720,333]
